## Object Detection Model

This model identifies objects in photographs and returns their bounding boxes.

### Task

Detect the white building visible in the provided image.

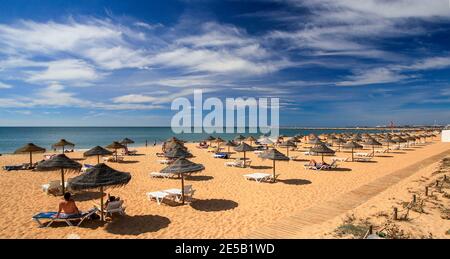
[442,125,450,142]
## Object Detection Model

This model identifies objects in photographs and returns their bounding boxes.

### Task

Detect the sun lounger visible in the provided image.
[158,159,172,164]
[98,200,126,217]
[147,185,195,205]
[32,208,98,228]
[213,153,229,159]
[156,152,166,157]
[81,164,94,173]
[2,164,28,171]
[103,156,124,163]
[149,172,171,179]
[332,157,349,162]
[164,185,195,203]
[44,154,56,160]
[243,173,273,183]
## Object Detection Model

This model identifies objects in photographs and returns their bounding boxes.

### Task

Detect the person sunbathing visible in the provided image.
[105,194,120,208]
[307,159,318,166]
[55,192,80,218]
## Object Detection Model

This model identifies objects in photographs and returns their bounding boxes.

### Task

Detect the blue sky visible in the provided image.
[0,0,450,127]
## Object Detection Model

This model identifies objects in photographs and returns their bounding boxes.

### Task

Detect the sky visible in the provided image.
[0,0,450,127]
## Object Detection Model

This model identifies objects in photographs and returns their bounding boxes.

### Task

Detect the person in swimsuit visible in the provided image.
[55,192,80,218]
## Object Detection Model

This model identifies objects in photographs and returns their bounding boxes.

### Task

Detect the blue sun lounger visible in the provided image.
[32,208,98,228]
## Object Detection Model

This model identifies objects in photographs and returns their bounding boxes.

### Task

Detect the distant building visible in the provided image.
[442,125,450,142]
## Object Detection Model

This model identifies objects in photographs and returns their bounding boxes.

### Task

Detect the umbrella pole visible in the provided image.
[321,153,324,163]
[61,168,65,195]
[62,146,65,154]
[273,160,276,183]
[287,147,289,157]
[29,152,33,167]
[181,175,185,205]
[97,155,100,164]
[243,152,247,168]
[100,186,104,221]
[352,148,354,162]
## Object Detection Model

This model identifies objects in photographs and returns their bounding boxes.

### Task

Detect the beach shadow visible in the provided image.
[105,215,171,235]
[291,158,309,162]
[120,160,140,164]
[402,149,415,151]
[185,175,214,181]
[250,165,273,170]
[375,155,394,158]
[355,160,378,163]
[71,158,86,161]
[326,168,352,172]
[190,199,238,212]
[391,151,406,154]
[278,179,312,185]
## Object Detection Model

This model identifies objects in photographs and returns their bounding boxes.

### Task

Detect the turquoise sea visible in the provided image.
[0,127,388,154]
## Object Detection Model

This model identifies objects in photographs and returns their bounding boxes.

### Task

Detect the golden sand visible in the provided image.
[0,140,448,238]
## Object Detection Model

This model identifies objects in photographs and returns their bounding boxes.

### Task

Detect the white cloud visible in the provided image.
[113,94,158,103]
[336,67,409,86]
[0,82,12,89]
[27,59,102,84]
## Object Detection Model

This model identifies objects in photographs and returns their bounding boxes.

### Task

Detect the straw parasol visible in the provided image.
[343,141,363,162]
[204,136,216,147]
[164,147,193,159]
[14,143,46,166]
[332,138,346,151]
[234,135,246,143]
[160,158,204,204]
[84,146,113,164]
[364,138,382,154]
[310,143,335,162]
[258,137,274,146]
[259,149,289,183]
[36,154,82,195]
[234,143,254,167]
[308,138,324,145]
[120,138,135,149]
[69,163,131,221]
[52,139,75,153]
[106,141,126,161]
[245,136,257,145]
[380,137,396,153]
[279,140,296,156]
[224,140,237,153]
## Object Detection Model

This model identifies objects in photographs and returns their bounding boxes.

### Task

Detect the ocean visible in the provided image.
[0,127,388,154]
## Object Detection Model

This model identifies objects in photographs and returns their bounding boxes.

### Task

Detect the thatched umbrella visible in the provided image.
[160,158,204,204]
[215,137,225,151]
[69,163,131,221]
[84,146,113,164]
[224,140,237,153]
[164,147,193,159]
[332,138,346,151]
[205,136,216,147]
[310,143,335,162]
[14,143,46,167]
[364,138,382,154]
[258,137,274,146]
[164,141,187,152]
[106,142,126,161]
[380,137,396,153]
[234,135,246,143]
[120,138,135,149]
[259,149,289,183]
[52,139,75,153]
[245,136,257,146]
[279,140,296,156]
[343,141,363,162]
[36,154,82,195]
[392,136,407,148]
[234,143,254,167]
[308,138,324,145]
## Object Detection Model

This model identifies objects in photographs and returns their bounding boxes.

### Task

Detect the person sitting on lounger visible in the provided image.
[307,159,318,167]
[55,192,80,218]
[105,194,120,208]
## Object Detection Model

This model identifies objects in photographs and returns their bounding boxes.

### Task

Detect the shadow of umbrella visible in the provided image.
[105,215,171,235]
[190,199,238,212]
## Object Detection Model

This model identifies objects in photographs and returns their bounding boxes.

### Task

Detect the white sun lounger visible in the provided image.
[149,172,170,179]
[243,173,273,183]
[158,159,171,164]
[147,191,172,205]
[332,157,349,162]
[147,185,195,205]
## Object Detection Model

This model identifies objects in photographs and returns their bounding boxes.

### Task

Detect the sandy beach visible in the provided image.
[0,138,449,239]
